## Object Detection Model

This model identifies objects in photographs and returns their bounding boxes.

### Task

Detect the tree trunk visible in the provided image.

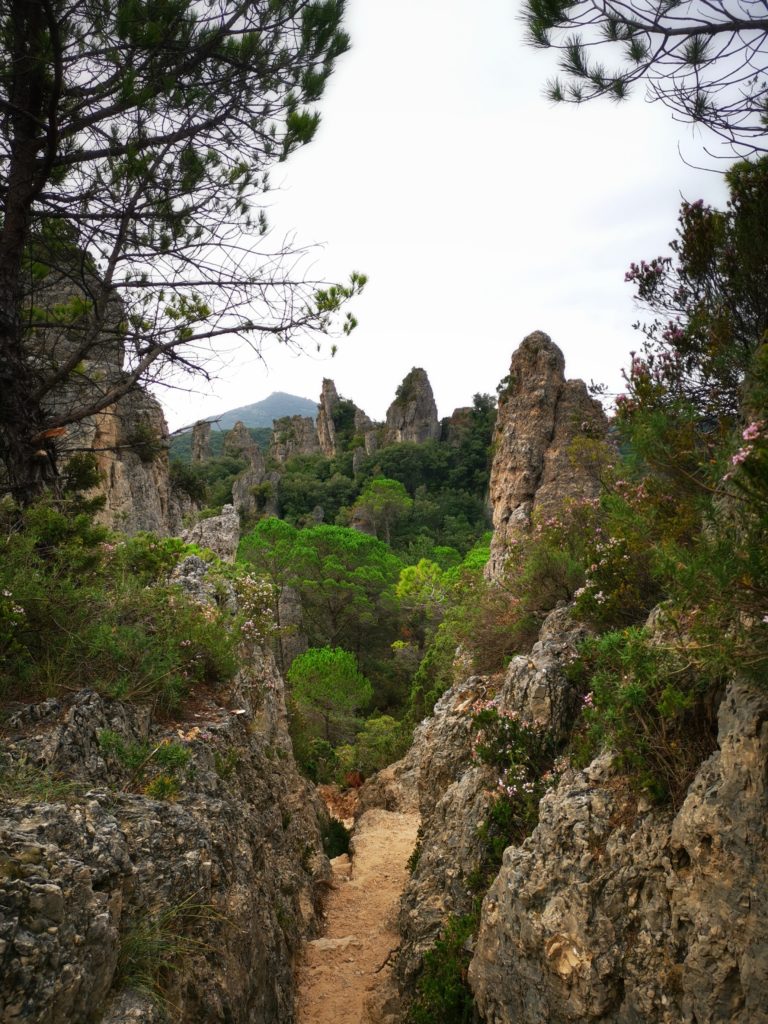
[0,0,58,502]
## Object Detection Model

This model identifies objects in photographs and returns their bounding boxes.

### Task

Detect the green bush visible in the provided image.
[407,914,477,1024]
[570,626,720,805]
[0,503,240,709]
[321,816,351,858]
[470,701,561,871]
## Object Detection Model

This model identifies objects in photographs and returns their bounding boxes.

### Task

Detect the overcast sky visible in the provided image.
[160,0,730,432]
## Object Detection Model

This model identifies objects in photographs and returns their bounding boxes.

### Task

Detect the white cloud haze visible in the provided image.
[159,0,729,431]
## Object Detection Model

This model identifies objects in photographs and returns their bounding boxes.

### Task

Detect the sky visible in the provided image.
[159,0,730,432]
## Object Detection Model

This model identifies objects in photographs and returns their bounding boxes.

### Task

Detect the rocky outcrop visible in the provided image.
[396,674,494,988]
[270,416,320,464]
[469,677,768,1024]
[182,504,240,561]
[487,332,607,578]
[223,421,261,467]
[395,607,586,994]
[226,426,267,522]
[384,369,440,446]
[0,572,331,1024]
[191,421,212,462]
[29,266,184,537]
[316,379,339,458]
[441,406,473,446]
[84,388,185,537]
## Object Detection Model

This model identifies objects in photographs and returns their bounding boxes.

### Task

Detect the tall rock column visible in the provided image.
[384,368,440,445]
[316,378,339,458]
[191,420,212,462]
[487,331,607,578]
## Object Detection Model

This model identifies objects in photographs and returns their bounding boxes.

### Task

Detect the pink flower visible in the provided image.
[732,445,754,466]
[742,421,763,442]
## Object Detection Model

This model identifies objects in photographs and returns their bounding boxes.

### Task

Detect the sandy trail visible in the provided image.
[297,808,419,1024]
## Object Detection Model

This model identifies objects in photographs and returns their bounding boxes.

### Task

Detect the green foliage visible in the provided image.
[407,914,477,1024]
[240,520,403,700]
[351,477,413,544]
[289,732,341,784]
[330,397,358,451]
[623,159,768,420]
[571,627,719,805]
[115,897,210,1007]
[321,816,351,858]
[213,748,240,781]
[125,421,164,463]
[408,540,492,720]
[522,0,768,156]
[339,714,411,776]
[97,731,192,797]
[278,454,358,526]
[0,755,83,803]
[0,503,240,708]
[287,646,373,743]
[470,702,561,872]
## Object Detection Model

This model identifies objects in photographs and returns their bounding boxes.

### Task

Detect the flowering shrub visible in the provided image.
[570,627,719,805]
[470,700,562,866]
[232,572,276,646]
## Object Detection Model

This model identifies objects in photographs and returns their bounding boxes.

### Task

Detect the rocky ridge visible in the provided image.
[0,559,332,1024]
[469,671,768,1024]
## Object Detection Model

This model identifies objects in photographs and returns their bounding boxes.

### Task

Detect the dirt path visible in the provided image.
[297,808,420,1024]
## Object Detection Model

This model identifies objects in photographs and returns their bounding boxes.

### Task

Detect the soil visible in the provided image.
[296,807,420,1024]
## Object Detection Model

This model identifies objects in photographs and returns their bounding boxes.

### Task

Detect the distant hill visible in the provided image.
[184,391,318,432]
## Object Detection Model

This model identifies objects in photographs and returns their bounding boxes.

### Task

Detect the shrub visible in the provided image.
[470,701,562,872]
[407,914,477,1024]
[321,816,351,858]
[570,626,720,805]
[0,503,240,708]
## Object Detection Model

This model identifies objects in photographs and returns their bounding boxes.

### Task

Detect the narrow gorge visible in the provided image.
[2,329,766,1024]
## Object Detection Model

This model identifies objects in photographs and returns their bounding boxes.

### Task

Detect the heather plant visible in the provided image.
[470,700,562,868]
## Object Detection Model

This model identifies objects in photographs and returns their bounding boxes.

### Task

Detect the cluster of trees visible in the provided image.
[237,514,490,766]
[175,392,497,554]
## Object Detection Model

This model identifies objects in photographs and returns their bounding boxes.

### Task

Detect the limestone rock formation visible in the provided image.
[316,379,339,458]
[469,677,768,1024]
[0,577,331,1024]
[28,266,186,537]
[231,463,267,521]
[395,608,586,993]
[384,369,440,446]
[441,406,472,446]
[225,424,267,522]
[396,674,495,988]
[191,420,212,462]
[223,420,262,467]
[487,331,607,578]
[182,503,240,561]
[270,416,320,463]
[83,388,186,537]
